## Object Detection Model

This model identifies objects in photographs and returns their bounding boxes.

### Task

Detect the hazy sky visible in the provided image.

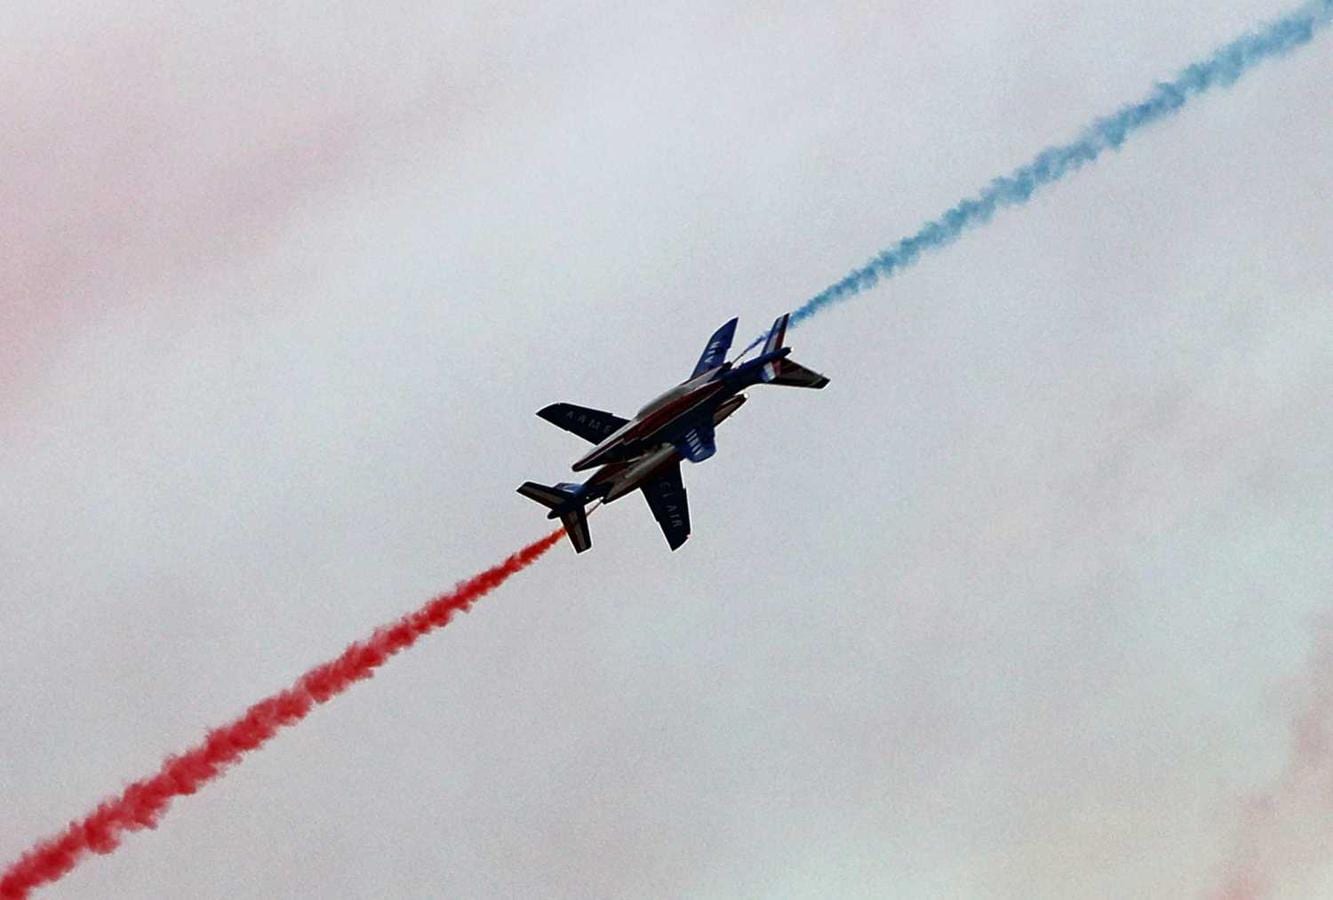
[3,2,1331,898]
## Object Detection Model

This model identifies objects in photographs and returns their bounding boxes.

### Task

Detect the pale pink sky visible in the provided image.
[3,2,1332,898]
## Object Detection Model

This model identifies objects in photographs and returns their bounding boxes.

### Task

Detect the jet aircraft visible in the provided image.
[518,313,827,553]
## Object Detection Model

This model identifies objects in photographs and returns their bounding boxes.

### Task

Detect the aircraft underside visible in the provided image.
[519,313,826,553]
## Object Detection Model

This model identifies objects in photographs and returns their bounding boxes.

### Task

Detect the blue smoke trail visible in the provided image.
[744,0,1332,351]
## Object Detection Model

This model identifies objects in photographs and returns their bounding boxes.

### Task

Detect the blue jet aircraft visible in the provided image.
[518,313,827,553]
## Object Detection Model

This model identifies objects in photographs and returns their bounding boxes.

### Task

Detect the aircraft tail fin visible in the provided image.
[517,482,592,553]
[760,314,790,383]
[761,313,789,357]
[757,313,828,388]
[692,317,738,377]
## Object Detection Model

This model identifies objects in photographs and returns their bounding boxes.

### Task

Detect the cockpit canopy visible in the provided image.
[637,384,692,417]
[635,367,726,417]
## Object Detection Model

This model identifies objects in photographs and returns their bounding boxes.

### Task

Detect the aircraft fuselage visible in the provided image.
[554,394,748,512]
[519,312,827,553]
[571,349,789,471]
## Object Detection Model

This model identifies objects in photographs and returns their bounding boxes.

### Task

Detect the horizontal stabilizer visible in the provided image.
[537,403,628,444]
[517,481,574,511]
[766,358,829,389]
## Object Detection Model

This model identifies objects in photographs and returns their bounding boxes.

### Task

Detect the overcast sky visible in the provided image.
[2,2,1331,898]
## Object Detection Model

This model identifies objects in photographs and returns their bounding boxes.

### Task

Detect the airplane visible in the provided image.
[517,313,827,553]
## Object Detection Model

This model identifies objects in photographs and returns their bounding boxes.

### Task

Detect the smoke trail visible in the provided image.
[741,0,1333,352]
[1209,614,1333,899]
[0,529,563,899]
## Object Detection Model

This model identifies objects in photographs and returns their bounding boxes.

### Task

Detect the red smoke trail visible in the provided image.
[1210,612,1333,899]
[0,529,564,899]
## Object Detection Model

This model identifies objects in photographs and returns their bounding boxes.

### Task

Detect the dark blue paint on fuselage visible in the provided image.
[655,347,791,445]
[570,347,790,472]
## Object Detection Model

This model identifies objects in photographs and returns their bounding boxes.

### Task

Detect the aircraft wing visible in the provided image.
[691,317,738,377]
[640,461,690,550]
[537,403,629,444]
